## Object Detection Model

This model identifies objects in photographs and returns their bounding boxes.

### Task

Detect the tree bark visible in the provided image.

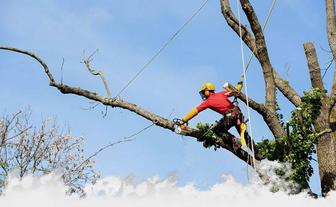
[326,0,336,110]
[273,70,302,107]
[326,0,336,60]
[315,105,336,196]
[304,42,326,95]
[220,0,257,55]
[239,0,276,114]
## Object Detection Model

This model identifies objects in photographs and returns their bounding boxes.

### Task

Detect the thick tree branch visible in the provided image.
[220,0,257,55]
[220,1,301,108]
[220,0,287,138]
[219,3,301,107]
[51,83,260,164]
[273,70,302,107]
[331,70,336,107]
[326,0,336,60]
[239,0,276,114]
[304,42,326,95]
[326,0,336,102]
[0,46,261,166]
[228,86,286,138]
[330,71,336,109]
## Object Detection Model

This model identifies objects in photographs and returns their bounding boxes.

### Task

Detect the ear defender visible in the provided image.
[204,90,210,96]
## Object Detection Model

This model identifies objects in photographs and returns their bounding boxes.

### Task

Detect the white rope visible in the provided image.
[114,0,210,99]
[235,0,278,182]
[235,0,256,181]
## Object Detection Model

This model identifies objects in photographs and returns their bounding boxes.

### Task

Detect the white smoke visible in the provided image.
[253,159,300,193]
[1,166,336,207]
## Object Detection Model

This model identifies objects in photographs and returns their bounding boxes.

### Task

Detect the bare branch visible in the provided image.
[0,46,56,83]
[230,88,286,138]
[273,70,302,107]
[0,46,260,166]
[317,128,333,137]
[221,0,294,113]
[220,0,287,137]
[326,0,336,103]
[72,123,154,173]
[304,42,326,95]
[4,126,33,143]
[60,57,65,84]
[239,0,276,113]
[81,50,111,98]
[326,0,336,60]
[220,0,257,55]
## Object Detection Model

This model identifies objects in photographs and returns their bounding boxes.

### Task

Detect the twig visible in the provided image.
[80,102,100,110]
[317,128,332,137]
[3,126,33,143]
[322,56,335,79]
[101,106,108,118]
[71,123,155,172]
[60,57,65,84]
[168,109,175,119]
[81,49,111,98]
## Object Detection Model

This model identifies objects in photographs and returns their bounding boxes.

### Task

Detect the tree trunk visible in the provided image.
[316,130,336,196]
[316,105,336,196]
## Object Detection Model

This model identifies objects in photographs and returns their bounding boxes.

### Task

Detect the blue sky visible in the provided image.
[0,0,332,194]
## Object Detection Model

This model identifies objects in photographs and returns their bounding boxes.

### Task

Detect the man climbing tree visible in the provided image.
[176,81,255,155]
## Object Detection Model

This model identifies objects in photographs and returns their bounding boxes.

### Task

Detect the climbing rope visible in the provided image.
[236,0,257,177]
[114,0,210,99]
[235,0,277,181]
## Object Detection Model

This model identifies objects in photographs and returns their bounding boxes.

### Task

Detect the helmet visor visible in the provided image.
[199,90,207,100]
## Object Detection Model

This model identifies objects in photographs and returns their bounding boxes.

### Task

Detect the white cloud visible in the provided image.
[1,173,335,207]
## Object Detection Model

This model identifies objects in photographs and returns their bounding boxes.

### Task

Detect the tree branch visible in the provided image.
[239,0,276,113]
[326,0,336,103]
[317,128,333,137]
[0,46,56,83]
[326,0,336,60]
[220,0,287,138]
[0,45,261,166]
[227,85,286,138]
[82,50,111,98]
[273,70,302,107]
[220,0,257,55]
[220,1,302,108]
[304,42,326,95]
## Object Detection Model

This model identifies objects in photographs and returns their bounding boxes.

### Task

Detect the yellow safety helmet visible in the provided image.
[200,82,215,91]
[199,82,215,100]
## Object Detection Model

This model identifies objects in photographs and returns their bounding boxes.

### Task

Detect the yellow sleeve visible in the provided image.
[182,108,199,122]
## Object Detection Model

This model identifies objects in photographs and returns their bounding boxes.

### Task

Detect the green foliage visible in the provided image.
[257,88,323,189]
[196,122,221,150]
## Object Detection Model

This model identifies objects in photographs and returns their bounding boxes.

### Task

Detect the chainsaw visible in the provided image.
[173,118,190,135]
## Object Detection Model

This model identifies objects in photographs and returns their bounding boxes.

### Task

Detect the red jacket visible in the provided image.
[196,91,234,114]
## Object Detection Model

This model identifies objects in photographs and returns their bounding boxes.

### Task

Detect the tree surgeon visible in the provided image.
[176,81,255,153]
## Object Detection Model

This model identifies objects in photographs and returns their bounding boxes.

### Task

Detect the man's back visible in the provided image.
[196,91,234,114]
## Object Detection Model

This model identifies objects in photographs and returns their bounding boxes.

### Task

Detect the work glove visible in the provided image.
[177,119,187,126]
[173,118,187,126]
[173,118,188,134]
